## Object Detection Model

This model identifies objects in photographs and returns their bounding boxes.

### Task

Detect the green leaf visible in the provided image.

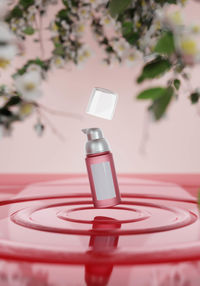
[137,87,167,100]
[6,6,23,20]
[62,0,78,7]
[19,0,34,9]
[122,22,133,36]
[23,26,35,35]
[137,57,172,83]
[62,0,68,6]
[155,0,177,3]
[109,0,132,17]
[106,46,114,53]
[57,9,69,21]
[122,22,140,45]
[5,96,21,107]
[154,31,175,55]
[15,67,26,76]
[173,79,180,90]
[148,87,174,120]
[31,58,46,68]
[14,58,48,77]
[190,92,200,104]
[124,32,139,45]
[53,44,65,57]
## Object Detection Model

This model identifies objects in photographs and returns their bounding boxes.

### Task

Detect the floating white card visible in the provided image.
[86,87,118,120]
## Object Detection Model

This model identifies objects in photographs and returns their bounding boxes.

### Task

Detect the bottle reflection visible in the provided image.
[85,216,121,286]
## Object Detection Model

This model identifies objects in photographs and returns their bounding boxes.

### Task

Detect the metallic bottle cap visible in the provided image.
[82,128,110,155]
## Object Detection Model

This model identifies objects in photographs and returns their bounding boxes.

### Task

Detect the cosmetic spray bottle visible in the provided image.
[82,128,121,208]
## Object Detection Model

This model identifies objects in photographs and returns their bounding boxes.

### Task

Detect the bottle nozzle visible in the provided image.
[82,128,103,141]
[82,129,88,135]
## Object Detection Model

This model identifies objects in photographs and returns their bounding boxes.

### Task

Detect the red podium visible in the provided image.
[0,174,199,285]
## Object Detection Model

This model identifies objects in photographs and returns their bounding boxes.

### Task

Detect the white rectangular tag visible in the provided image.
[91,161,116,200]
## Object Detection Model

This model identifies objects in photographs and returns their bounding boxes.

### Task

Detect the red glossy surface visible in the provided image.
[0,175,200,285]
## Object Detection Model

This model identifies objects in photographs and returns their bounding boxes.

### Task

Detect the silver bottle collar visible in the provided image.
[82,128,110,155]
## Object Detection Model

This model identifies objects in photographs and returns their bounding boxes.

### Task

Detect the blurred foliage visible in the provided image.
[0,0,199,137]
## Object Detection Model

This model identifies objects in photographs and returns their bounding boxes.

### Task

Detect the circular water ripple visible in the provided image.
[0,190,198,265]
[11,198,196,235]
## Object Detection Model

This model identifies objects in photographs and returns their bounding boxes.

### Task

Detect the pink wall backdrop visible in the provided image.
[0,2,200,173]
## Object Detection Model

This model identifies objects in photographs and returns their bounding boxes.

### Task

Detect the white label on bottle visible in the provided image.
[91,161,116,200]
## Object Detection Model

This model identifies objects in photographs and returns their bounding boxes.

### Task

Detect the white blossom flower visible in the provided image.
[168,11,183,26]
[35,0,43,8]
[138,18,160,53]
[61,20,70,30]
[125,49,142,67]
[19,103,34,118]
[74,22,86,37]
[27,64,43,75]
[49,21,59,37]
[61,21,71,41]
[0,45,17,68]
[18,19,26,29]
[10,18,27,39]
[51,56,65,68]
[156,9,184,32]
[14,71,42,101]
[78,6,91,19]
[28,6,37,15]
[176,34,200,65]
[10,19,18,33]
[26,7,36,22]
[0,22,15,43]
[141,1,149,15]
[191,25,200,34]
[114,21,122,36]
[77,46,92,66]
[100,14,114,27]
[87,0,107,9]
[156,7,200,65]
[0,22,17,68]
[111,38,130,57]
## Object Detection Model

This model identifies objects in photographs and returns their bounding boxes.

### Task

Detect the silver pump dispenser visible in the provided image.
[82,128,110,155]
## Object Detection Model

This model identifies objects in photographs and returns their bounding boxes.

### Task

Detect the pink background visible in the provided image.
[0,1,200,173]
